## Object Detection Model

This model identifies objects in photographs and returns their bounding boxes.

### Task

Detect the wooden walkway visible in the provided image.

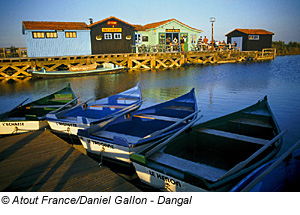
[0,130,140,192]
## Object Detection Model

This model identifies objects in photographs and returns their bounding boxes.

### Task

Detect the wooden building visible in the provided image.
[133,19,203,51]
[22,21,91,57]
[89,16,135,54]
[225,29,274,51]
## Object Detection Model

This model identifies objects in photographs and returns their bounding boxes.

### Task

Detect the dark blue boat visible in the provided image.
[78,88,199,164]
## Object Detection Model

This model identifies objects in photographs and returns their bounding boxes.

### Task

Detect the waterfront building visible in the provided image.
[225,29,274,51]
[89,16,135,54]
[22,21,91,57]
[133,19,203,51]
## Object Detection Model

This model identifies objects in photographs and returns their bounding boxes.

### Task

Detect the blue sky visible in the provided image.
[0,0,299,47]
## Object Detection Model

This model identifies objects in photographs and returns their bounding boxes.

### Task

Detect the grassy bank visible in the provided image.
[272,41,300,56]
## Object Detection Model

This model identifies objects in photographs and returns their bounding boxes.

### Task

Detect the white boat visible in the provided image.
[46,83,142,136]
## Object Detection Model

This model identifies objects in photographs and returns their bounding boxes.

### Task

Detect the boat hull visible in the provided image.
[133,162,206,192]
[29,66,124,79]
[79,136,154,164]
[47,120,88,136]
[0,120,48,135]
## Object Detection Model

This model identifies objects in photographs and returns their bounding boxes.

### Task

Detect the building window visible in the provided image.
[191,34,196,44]
[248,35,259,40]
[104,33,112,40]
[66,32,77,38]
[142,36,148,42]
[114,33,122,39]
[46,32,57,38]
[135,34,142,44]
[32,32,45,39]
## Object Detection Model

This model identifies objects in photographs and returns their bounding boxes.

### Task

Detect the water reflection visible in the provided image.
[1,55,300,156]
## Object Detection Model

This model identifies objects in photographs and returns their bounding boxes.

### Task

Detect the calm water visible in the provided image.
[1,55,300,156]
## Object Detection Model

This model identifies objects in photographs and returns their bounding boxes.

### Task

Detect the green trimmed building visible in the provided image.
[133,19,203,51]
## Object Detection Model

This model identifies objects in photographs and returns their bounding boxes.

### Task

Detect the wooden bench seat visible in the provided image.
[229,118,272,128]
[133,114,182,122]
[163,105,194,112]
[93,130,141,143]
[89,104,128,109]
[196,128,269,146]
[149,152,227,182]
[51,97,73,101]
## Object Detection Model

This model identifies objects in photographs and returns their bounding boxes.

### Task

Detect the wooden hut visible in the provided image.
[225,29,274,51]
[22,21,91,57]
[89,16,135,54]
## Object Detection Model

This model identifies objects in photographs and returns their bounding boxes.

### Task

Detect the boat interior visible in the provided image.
[149,106,278,182]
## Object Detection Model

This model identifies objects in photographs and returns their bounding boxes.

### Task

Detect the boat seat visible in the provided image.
[89,104,128,109]
[51,97,73,101]
[26,104,72,109]
[149,152,227,182]
[92,130,141,143]
[117,97,140,101]
[196,128,269,146]
[163,105,194,112]
[133,114,182,122]
[229,118,272,129]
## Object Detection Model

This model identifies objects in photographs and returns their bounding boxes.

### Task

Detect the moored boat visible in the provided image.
[231,139,300,192]
[130,96,285,191]
[0,84,77,135]
[46,83,142,136]
[77,88,199,164]
[28,63,123,79]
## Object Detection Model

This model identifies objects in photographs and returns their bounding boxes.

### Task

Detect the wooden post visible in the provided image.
[150,55,156,69]
[128,56,132,69]
[180,53,186,66]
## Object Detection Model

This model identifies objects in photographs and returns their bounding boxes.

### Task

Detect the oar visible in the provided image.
[241,138,300,192]
[145,115,203,158]
[49,97,79,113]
[142,110,201,139]
[220,130,288,180]
[90,100,144,125]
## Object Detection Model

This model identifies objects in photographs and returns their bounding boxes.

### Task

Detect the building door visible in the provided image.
[231,37,243,51]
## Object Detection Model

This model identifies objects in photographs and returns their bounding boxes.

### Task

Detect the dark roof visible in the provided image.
[88,16,135,28]
[226,29,274,36]
[22,21,89,31]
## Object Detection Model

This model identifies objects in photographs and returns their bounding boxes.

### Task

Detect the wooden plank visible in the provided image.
[229,118,272,128]
[196,128,269,146]
[0,129,141,192]
[133,113,181,122]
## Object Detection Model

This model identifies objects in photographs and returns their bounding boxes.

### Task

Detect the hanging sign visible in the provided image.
[107,21,117,25]
[102,28,122,32]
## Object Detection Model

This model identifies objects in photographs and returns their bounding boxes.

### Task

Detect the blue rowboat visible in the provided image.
[78,88,199,164]
[46,83,142,136]
[130,96,285,191]
[231,139,300,192]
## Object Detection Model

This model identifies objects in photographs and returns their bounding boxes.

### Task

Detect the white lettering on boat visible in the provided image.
[90,139,114,149]
[148,169,181,187]
[56,122,77,127]
[2,122,25,126]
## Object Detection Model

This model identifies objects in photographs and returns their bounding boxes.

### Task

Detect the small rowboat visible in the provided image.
[0,84,77,135]
[231,139,300,192]
[28,63,123,79]
[130,96,285,191]
[78,88,199,164]
[46,83,142,136]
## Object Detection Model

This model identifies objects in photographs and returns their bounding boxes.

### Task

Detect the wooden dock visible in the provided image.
[0,49,276,80]
[0,129,140,192]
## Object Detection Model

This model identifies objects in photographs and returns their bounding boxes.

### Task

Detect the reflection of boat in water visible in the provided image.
[28,63,124,79]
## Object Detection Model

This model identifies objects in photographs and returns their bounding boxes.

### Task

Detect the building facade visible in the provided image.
[134,19,203,51]
[89,16,135,54]
[22,21,91,57]
[225,29,274,51]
